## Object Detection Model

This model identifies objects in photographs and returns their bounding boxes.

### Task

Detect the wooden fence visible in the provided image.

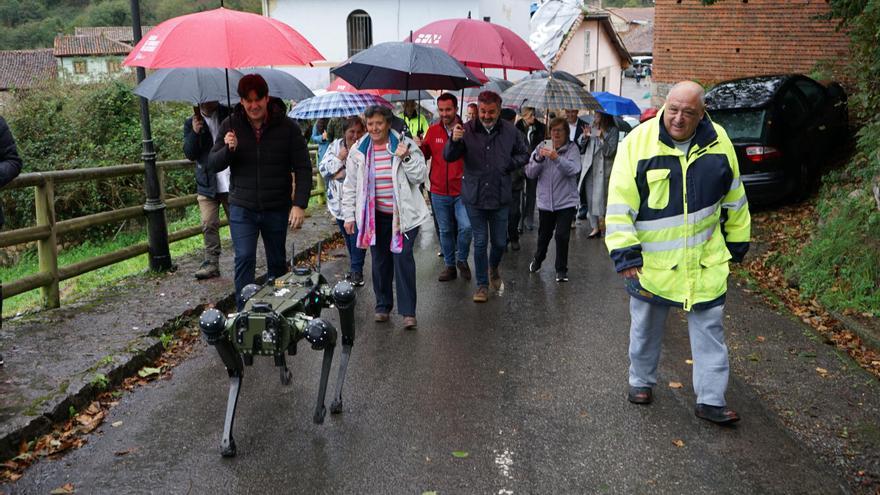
[0,146,325,310]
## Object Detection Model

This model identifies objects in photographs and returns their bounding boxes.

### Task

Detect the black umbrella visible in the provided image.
[133,67,244,104]
[521,70,585,87]
[242,67,315,102]
[331,41,482,91]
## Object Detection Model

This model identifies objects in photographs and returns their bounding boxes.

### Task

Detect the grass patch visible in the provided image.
[1,205,230,318]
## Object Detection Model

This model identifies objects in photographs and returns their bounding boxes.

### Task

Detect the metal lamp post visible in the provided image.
[130,0,173,272]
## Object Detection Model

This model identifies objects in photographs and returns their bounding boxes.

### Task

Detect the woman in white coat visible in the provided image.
[578,111,619,238]
[341,105,430,330]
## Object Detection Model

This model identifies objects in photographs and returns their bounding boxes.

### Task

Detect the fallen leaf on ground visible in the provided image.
[756,336,766,343]
[672,439,685,448]
[452,451,469,458]
[685,359,693,365]
[49,483,74,494]
[668,381,683,389]
[816,367,829,377]
[114,448,137,457]
[111,421,123,427]
[137,367,162,378]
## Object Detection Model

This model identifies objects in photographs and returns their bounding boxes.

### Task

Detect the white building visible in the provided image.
[263,0,536,89]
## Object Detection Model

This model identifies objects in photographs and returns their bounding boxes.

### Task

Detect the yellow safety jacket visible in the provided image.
[604,109,750,311]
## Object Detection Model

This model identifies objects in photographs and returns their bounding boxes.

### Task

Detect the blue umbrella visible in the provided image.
[591,91,641,116]
[288,92,392,120]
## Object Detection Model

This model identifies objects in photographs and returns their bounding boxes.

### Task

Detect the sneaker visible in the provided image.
[489,267,502,290]
[374,313,390,323]
[0,353,4,366]
[694,404,741,425]
[438,266,457,282]
[529,259,542,273]
[556,271,569,282]
[403,316,418,330]
[510,240,521,251]
[348,271,365,287]
[194,261,220,280]
[456,261,472,281]
[472,285,489,303]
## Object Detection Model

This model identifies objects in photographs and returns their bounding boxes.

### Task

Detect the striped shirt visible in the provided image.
[373,144,394,214]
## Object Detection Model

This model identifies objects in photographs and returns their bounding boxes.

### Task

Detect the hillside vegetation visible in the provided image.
[0,0,260,50]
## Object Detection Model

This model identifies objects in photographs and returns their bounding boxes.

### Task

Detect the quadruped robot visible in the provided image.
[198,242,356,457]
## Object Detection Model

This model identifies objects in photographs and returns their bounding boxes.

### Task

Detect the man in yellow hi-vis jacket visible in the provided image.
[605,81,750,425]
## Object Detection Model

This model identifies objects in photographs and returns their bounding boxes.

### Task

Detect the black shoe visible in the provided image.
[194,261,220,280]
[347,271,365,287]
[529,259,541,273]
[627,386,652,404]
[694,404,740,425]
[555,271,568,282]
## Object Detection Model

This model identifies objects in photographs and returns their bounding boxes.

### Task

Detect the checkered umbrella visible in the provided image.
[288,91,392,119]
[501,77,601,111]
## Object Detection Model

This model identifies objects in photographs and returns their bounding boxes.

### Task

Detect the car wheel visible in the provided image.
[791,158,817,202]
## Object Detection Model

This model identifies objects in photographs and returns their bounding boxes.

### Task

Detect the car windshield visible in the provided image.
[710,109,766,141]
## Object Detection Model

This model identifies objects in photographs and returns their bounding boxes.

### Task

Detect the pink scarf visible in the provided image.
[356,138,404,253]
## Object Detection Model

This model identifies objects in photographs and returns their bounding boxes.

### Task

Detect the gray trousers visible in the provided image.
[197,193,229,264]
[628,297,729,406]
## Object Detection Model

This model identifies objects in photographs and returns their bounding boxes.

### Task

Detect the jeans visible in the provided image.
[534,207,577,273]
[371,212,419,316]
[466,205,509,287]
[336,219,367,274]
[229,205,289,310]
[431,193,472,267]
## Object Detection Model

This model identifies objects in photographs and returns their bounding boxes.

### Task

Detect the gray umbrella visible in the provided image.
[241,68,315,102]
[133,67,244,104]
[501,77,601,111]
[521,70,585,87]
[463,77,514,100]
[383,90,435,102]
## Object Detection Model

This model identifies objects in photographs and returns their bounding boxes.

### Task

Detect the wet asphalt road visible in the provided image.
[7,226,846,494]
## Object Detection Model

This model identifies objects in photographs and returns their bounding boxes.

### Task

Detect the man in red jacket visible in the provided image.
[420,93,472,282]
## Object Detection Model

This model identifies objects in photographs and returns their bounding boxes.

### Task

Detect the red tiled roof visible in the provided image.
[53,35,133,57]
[73,26,154,43]
[0,49,57,90]
[621,23,653,56]
[654,0,851,86]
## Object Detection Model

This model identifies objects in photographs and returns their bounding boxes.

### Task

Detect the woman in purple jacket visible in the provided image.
[524,117,582,282]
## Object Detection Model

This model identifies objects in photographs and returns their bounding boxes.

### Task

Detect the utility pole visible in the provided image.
[130,0,173,271]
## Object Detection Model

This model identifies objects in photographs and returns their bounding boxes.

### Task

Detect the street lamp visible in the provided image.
[129,0,173,272]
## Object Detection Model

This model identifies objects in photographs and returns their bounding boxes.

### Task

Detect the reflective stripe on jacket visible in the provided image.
[604,110,750,311]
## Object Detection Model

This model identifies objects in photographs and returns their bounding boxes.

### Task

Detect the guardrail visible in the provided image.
[0,145,325,310]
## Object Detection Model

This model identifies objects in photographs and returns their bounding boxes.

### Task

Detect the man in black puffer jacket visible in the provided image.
[207,74,312,309]
[0,115,24,366]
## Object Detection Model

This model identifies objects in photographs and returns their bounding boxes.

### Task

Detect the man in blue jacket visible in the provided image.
[0,116,23,366]
[184,101,230,280]
[444,91,529,303]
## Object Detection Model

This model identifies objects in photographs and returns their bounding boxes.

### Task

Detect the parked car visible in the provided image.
[624,56,652,78]
[705,74,848,203]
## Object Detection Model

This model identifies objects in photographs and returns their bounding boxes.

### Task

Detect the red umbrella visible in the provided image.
[407,18,544,72]
[327,77,397,96]
[123,7,324,68]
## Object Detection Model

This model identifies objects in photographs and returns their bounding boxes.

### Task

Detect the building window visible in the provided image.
[583,31,591,72]
[106,59,122,73]
[347,10,372,58]
[589,79,595,92]
[73,60,87,74]
[601,76,606,91]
